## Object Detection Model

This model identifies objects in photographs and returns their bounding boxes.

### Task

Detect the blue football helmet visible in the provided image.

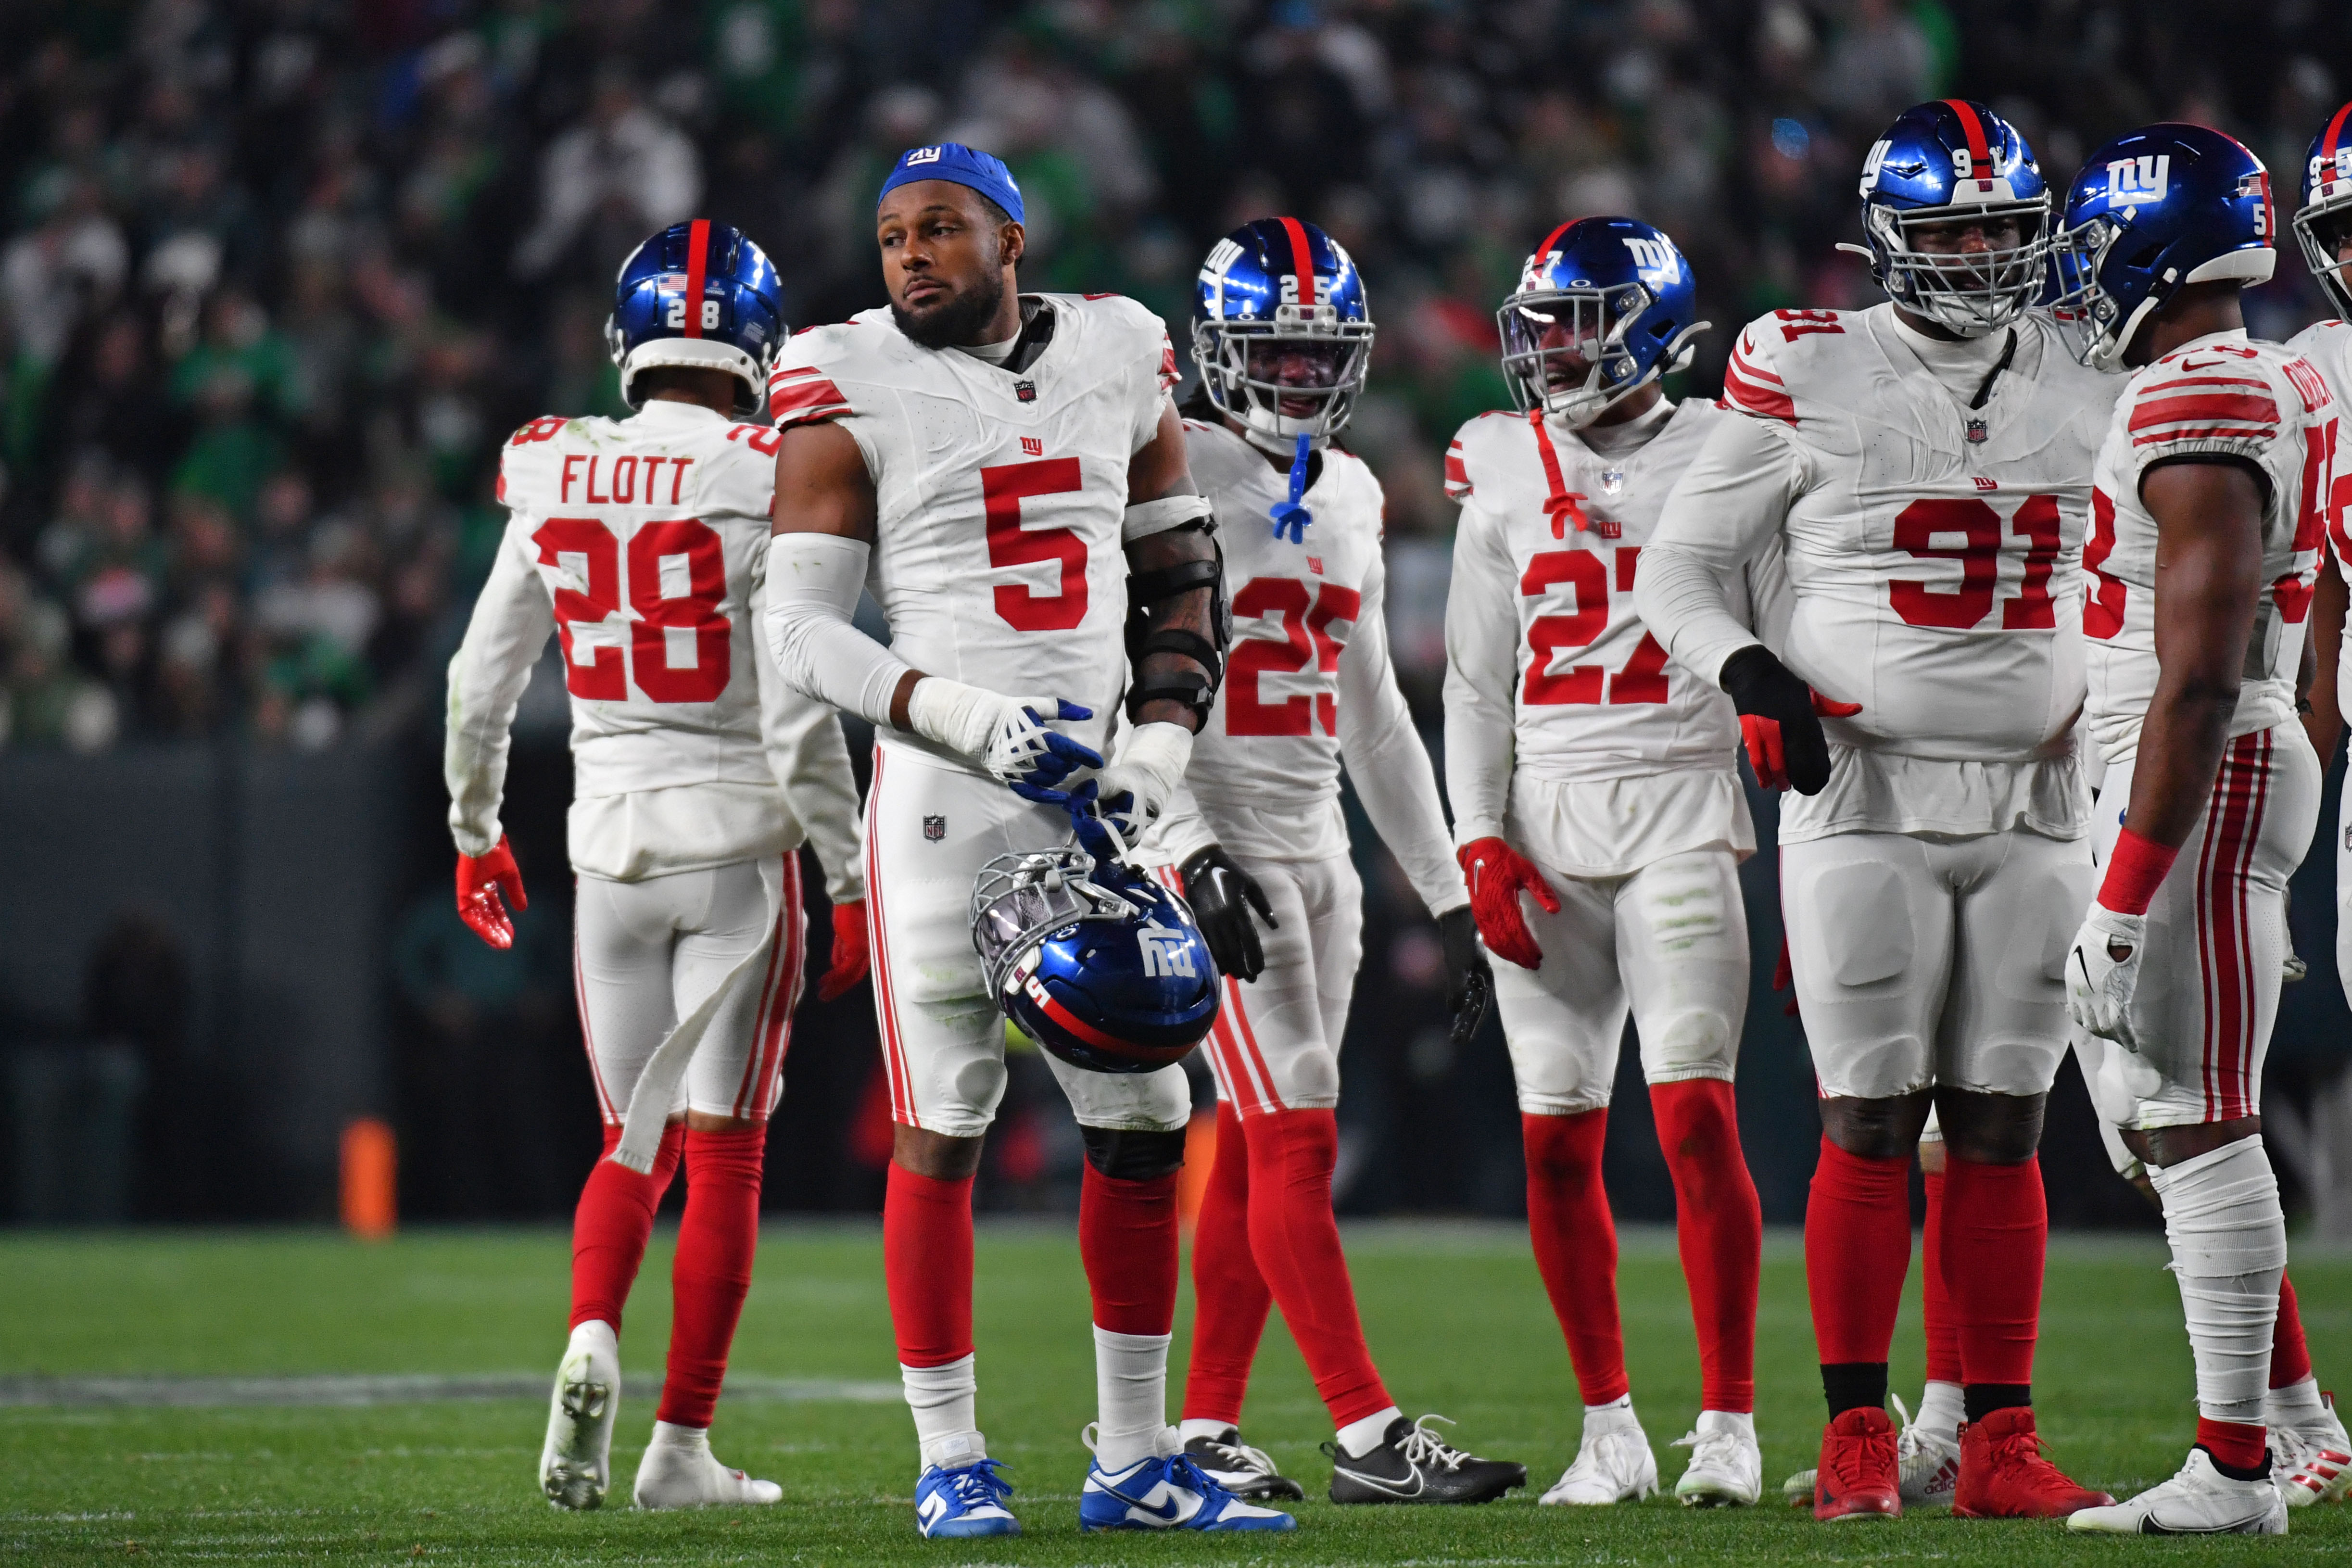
[970,843,1218,1075]
[605,220,785,417]
[2049,123,2277,371]
[1848,99,2049,338]
[1498,216,1707,429]
[2293,103,2352,317]
[1193,217,1373,455]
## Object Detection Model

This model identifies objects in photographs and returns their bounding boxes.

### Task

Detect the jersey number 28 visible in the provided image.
[532,518,731,703]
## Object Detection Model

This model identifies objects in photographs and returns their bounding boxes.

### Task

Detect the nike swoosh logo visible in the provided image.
[1335,1463,1425,1498]
[2138,1511,2268,1534]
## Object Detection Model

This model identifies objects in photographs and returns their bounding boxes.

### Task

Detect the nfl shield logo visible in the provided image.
[923,815,947,842]
[1966,417,1989,443]
[1014,380,1037,403]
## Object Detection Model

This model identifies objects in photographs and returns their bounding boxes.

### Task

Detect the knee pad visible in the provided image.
[1081,1125,1188,1182]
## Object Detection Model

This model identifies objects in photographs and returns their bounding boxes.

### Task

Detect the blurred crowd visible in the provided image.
[0,0,2346,750]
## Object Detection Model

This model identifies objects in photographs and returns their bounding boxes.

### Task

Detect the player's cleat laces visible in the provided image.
[1181,1427,1305,1500]
[1540,1404,1657,1505]
[2273,1393,2352,1508]
[1672,1411,1762,1506]
[1324,1413,1527,1505]
[914,1457,1020,1539]
[2067,1447,2286,1535]
[1783,1392,1954,1509]
[1813,1406,1901,1521]
[1950,1406,2113,1518]
[1078,1429,1295,1532]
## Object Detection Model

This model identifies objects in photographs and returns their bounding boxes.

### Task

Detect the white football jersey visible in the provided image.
[2285,316,2352,726]
[2081,329,2333,764]
[769,294,1176,773]
[1443,398,1775,873]
[1141,418,1461,916]
[447,400,863,891]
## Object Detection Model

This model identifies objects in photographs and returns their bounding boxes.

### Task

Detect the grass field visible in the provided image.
[2,1223,2347,1564]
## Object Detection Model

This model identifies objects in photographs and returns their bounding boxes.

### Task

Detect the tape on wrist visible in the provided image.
[2098,826,2177,916]
[1122,493,1214,541]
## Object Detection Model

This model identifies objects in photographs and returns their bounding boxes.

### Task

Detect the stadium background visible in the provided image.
[0,0,2347,1235]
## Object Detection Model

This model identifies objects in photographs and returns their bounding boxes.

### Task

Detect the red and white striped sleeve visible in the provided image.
[1717,320,1799,426]
[766,350,855,430]
[2123,347,2289,472]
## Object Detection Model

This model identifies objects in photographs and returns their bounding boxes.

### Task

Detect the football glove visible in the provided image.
[1438,906,1493,1046]
[1719,645,1860,796]
[908,678,1101,789]
[2065,901,2147,1050]
[817,901,869,1002]
[1085,720,1195,843]
[1179,843,1277,983]
[456,835,527,950]
[1456,837,1560,971]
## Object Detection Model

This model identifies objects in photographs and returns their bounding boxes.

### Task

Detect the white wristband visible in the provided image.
[1122,493,1214,543]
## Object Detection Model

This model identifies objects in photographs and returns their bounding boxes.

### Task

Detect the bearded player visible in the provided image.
[1445,217,1771,1508]
[1634,101,2118,1521]
[1125,217,1524,1506]
[445,221,868,1511]
[760,144,1290,1537]
[2050,123,2330,1535]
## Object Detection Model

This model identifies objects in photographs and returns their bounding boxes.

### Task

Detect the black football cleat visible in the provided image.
[1325,1414,1527,1505]
[1181,1428,1306,1501]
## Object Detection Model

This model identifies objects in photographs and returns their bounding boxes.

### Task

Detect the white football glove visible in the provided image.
[1091,721,1194,842]
[2065,901,2147,1050]
[906,678,1101,788]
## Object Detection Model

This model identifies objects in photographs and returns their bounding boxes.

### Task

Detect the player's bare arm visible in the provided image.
[2303,551,2345,764]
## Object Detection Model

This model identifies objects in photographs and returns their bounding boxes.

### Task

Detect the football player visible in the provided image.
[1445,217,1771,1508]
[1634,101,2118,1521]
[760,144,1289,1537]
[2051,123,2330,1536]
[444,221,868,1511]
[1137,217,1523,1507]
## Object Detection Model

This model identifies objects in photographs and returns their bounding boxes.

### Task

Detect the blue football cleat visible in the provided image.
[1079,1445,1297,1532]
[914,1457,1019,1538]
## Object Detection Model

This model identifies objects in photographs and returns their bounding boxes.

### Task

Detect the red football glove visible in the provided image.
[456,835,527,950]
[817,901,870,1002]
[1456,837,1561,971]
[1721,645,1861,794]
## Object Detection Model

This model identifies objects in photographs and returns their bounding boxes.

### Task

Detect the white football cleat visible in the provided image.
[632,1421,783,1509]
[2067,1448,2287,1535]
[1540,1402,1657,1505]
[2272,1390,2352,1507]
[540,1321,620,1509]
[1672,1409,1761,1506]
[1779,1392,1958,1508]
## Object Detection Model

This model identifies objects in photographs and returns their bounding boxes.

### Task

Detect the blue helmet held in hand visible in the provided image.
[606,220,785,418]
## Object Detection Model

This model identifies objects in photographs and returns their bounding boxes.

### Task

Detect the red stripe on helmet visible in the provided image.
[1037,989,1192,1066]
[1944,99,1992,165]
[1277,215,1316,306]
[1534,220,1578,264]
[682,218,710,339]
[2326,102,2352,162]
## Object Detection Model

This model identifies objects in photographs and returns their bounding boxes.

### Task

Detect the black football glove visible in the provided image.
[1438,906,1493,1047]
[1719,644,1858,797]
[1178,843,1277,983]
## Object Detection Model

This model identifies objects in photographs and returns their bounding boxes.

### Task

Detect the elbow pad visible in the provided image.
[1124,523,1228,725]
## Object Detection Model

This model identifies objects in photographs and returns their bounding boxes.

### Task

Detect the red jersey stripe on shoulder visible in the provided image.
[2142,375,2274,394]
[682,219,709,340]
[1723,362,1797,424]
[2131,426,2276,447]
[2129,392,2280,432]
[769,377,851,420]
[1277,216,1316,307]
[1727,344,1784,384]
[1444,452,1470,493]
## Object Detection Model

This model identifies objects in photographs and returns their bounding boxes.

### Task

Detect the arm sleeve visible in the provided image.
[761,532,915,728]
[1340,545,1466,915]
[1634,412,1809,687]
[1441,499,1522,850]
[754,576,866,903]
[444,521,556,857]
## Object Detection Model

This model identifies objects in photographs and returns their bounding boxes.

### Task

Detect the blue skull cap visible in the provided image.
[878,143,1024,225]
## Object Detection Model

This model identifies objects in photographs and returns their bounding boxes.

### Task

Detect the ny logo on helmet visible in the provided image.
[1621,236,1678,277]
[907,146,944,165]
[2105,155,2170,205]
[1137,917,1197,979]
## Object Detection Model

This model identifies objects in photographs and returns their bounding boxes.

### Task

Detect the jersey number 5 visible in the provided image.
[982,459,1088,631]
[1519,547,1668,706]
[532,518,730,703]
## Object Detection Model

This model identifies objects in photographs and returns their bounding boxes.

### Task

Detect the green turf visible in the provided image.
[1,1223,2346,1564]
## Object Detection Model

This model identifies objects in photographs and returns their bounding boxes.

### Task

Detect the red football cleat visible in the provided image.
[1951,1407,2115,1518]
[1814,1407,1901,1521]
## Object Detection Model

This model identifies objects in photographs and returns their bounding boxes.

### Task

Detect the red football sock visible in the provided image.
[1241,1108,1394,1429]
[1183,1101,1271,1428]
[884,1163,974,1366]
[1805,1136,1911,1367]
[1920,1164,1963,1386]
[1524,1110,1627,1406]
[1650,1080,1761,1413]
[1080,1162,1180,1336]
[570,1122,684,1333]
[657,1127,764,1428]
[2198,1416,2269,1472]
[2273,1272,2313,1389]
[1937,1153,2044,1388]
